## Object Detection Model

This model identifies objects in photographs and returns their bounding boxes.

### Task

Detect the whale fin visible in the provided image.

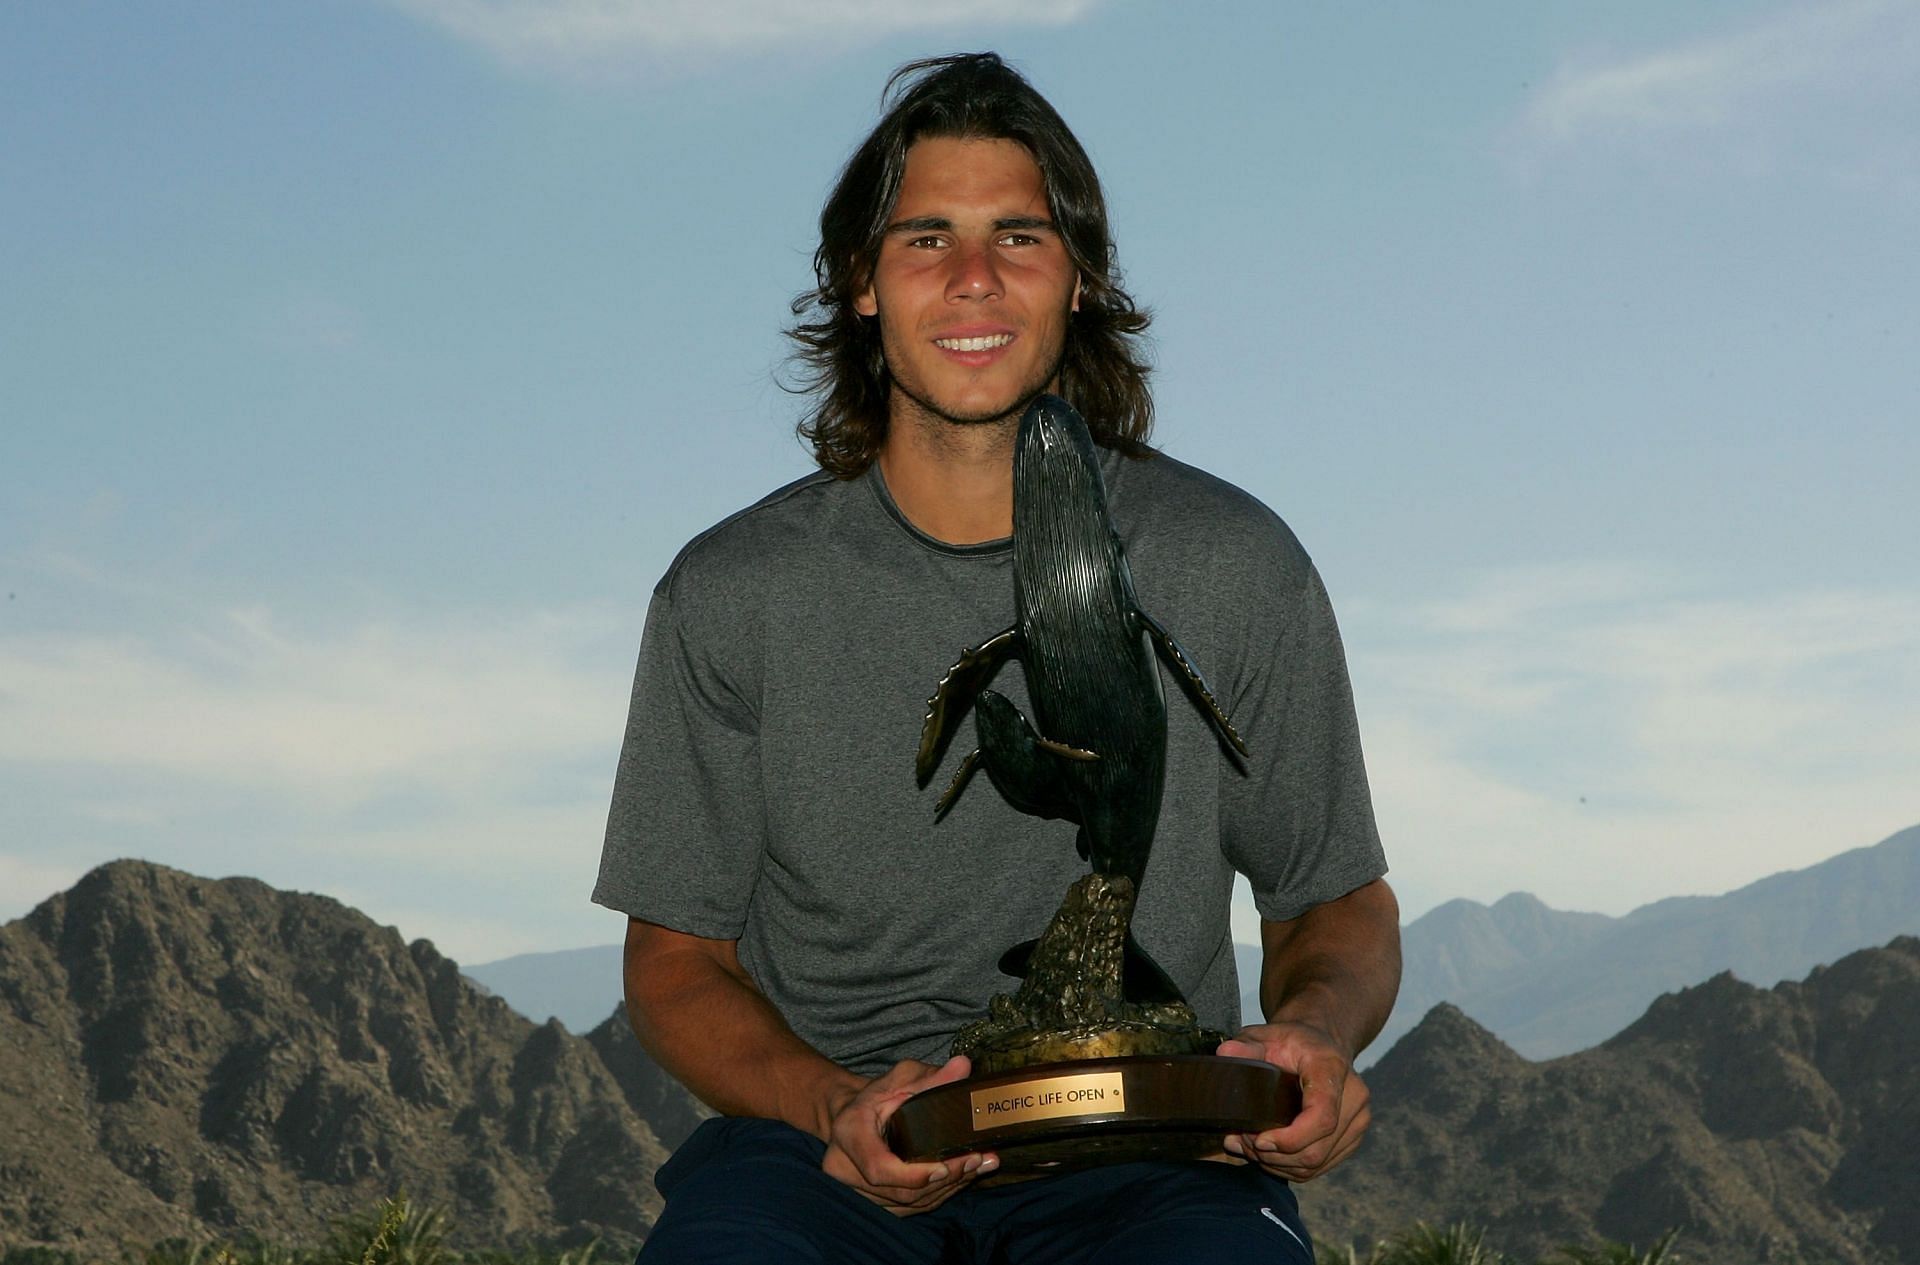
[965,691,1077,821]
[917,624,1021,785]
[1138,611,1249,758]
[1036,737,1099,762]
[996,931,1183,1006]
[933,749,983,821]
[934,691,1077,821]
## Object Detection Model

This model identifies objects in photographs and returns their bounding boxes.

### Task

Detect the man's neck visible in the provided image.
[875,409,1017,546]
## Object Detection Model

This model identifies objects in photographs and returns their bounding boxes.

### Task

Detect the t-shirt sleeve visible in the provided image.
[591,584,766,937]
[1220,562,1387,922]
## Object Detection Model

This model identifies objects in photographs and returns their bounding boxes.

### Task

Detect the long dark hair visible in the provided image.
[787,53,1154,478]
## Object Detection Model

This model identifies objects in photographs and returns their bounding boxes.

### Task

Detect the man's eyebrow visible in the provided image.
[883,215,1058,233]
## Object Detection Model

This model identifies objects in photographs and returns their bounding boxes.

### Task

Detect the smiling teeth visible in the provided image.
[935,334,1013,351]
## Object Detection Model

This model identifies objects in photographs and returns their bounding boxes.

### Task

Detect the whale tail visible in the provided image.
[997,931,1182,1006]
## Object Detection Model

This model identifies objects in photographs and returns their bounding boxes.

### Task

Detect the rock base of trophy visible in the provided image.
[948,871,1225,1076]
[893,872,1296,1181]
[885,1053,1299,1184]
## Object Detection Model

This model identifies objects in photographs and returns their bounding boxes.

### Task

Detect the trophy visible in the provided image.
[886,395,1300,1180]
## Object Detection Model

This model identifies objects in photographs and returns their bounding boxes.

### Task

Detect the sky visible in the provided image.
[3,0,1916,964]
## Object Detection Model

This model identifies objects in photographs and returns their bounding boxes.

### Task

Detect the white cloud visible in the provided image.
[382,0,1102,77]
[0,605,627,806]
[1348,566,1920,920]
[0,597,637,951]
[1512,1,1920,196]
[9,562,1914,960]
[1523,1,1917,142]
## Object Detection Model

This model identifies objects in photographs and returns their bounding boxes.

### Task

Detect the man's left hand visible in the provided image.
[1215,1021,1370,1181]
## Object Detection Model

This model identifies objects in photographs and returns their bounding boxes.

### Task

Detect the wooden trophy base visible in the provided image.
[885,1054,1299,1184]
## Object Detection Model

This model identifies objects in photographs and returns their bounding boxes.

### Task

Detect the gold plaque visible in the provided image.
[969,1071,1126,1130]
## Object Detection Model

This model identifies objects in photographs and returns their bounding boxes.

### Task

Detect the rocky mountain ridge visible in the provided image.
[1302,936,1920,1264]
[0,861,704,1256]
[6,861,1916,1263]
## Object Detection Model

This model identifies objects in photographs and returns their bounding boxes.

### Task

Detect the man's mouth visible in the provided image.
[933,333,1014,352]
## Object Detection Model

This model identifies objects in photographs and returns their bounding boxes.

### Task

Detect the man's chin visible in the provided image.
[941,409,1024,427]
[905,387,1054,430]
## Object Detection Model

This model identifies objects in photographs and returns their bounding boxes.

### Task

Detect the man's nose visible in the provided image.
[945,241,1003,301]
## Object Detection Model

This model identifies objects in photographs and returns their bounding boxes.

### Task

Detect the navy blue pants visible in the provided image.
[637,1118,1313,1264]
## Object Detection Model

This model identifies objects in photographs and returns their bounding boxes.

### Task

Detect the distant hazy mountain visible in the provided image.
[471,940,1273,1036]
[465,944,624,1034]
[1379,822,1920,1060]
[470,824,1919,1066]
[1235,941,1262,1028]
[1302,937,1920,1264]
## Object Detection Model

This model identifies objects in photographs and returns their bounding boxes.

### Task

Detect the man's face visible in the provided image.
[856,135,1080,430]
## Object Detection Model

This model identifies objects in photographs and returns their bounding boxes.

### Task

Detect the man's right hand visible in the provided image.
[821,1054,999,1214]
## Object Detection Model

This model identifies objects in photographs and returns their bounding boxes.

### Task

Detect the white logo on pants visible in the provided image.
[1260,1207,1308,1254]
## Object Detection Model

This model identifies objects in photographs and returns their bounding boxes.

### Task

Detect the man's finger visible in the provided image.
[843,1151,990,1216]
[922,1054,973,1087]
[1258,1119,1366,1182]
[844,1129,951,1190]
[864,1056,971,1132]
[825,1140,958,1203]
[1245,1087,1372,1181]
[858,1061,979,1174]
[824,1054,999,1212]
[841,1112,987,1193]
[1261,1077,1340,1153]
[1318,1114,1368,1173]
[868,1057,938,1091]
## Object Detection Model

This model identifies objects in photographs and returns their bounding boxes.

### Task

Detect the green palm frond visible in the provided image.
[1549,1229,1681,1265]
[1374,1222,1509,1265]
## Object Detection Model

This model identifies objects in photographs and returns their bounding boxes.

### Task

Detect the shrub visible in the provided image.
[1549,1229,1681,1265]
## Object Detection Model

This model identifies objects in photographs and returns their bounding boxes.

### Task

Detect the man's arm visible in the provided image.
[621,917,996,1211]
[1215,876,1401,1181]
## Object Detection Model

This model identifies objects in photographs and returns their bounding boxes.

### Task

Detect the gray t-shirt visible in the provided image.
[592,447,1385,1078]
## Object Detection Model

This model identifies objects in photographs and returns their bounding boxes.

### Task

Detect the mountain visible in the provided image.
[6,862,1916,1262]
[1378,823,1920,1059]
[1299,937,1920,1264]
[0,861,705,1256]
[478,940,1275,1034]
[1236,940,1262,1028]
[581,1002,713,1153]
[465,945,624,1034]
[472,825,1919,1065]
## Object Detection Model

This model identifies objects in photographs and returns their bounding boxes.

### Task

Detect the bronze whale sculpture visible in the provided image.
[916,394,1248,1002]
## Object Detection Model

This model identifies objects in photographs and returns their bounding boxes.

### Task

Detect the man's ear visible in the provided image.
[1071,273,1082,313]
[854,284,877,317]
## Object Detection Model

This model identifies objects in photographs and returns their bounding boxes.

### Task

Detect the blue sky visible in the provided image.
[4,1,1916,962]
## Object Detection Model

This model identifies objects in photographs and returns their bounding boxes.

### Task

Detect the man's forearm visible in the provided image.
[1258,877,1402,1060]
[622,917,862,1140]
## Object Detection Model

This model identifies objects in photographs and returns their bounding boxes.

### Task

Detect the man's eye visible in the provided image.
[1000,233,1039,246]
[908,235,945,249]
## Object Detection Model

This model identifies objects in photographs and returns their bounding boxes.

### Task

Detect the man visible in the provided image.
[593,53,1400,1263]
